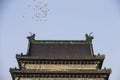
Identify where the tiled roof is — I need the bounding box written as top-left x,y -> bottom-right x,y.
27,40 -> 94,58
10,68 -> 111,74
16,54 -> 105,60
26,34 -> 94,58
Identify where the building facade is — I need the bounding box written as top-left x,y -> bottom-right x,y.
10,34 -> 111,80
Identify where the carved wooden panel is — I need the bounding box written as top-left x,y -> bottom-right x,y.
25,64 -> 97,70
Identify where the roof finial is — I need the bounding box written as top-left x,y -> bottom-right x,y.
85,32 -> 94,42
27,32 -> 35,41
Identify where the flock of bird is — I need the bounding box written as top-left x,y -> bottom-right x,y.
23,0 -> 49,21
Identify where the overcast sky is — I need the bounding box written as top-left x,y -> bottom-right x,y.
0,0 -> 120,80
